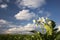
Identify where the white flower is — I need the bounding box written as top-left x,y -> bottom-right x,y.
33,17 -> 47,27
33,20 -> 36,23
48,21 -> 51,25
46,17 -> 48,20
38,17 -> 46,23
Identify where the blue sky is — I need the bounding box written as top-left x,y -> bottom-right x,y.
0,0 -> 60,34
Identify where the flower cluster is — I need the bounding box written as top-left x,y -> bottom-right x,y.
33,17 -> 54,35
33,17 -> 52,27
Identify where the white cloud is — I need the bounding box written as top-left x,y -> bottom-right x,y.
0,19 -> 7,24
14,10 -> 35,20
0,4 -> 8,8
16,0 -> 46,8
0,19 -> 9,33
0,19 -> 13,27
5,23 -> 35,34
22,23 -> 34,31
0,19 -> 35,34
0,19 -> 17,34
0,19 -> 19,31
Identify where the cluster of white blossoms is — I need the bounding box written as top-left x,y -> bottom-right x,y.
33,17 -> 53,35
33,17 -> 52,27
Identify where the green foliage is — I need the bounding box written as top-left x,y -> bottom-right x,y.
0,34 -> 43,40
0,31 -> 60,40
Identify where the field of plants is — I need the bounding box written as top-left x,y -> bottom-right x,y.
0,31 -> 60,40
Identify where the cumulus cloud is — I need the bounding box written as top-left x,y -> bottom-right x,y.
0,4 -> 8,8
16,0 -> 46,8
0,19 -> 35,34
5,23 -> 35,34
0,19 -> 11,27
0,0 -> 10,8
0,19 -> 9,33
0,19 -> 17,34
14,9 -> 35,20
0,19 -> 7,24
